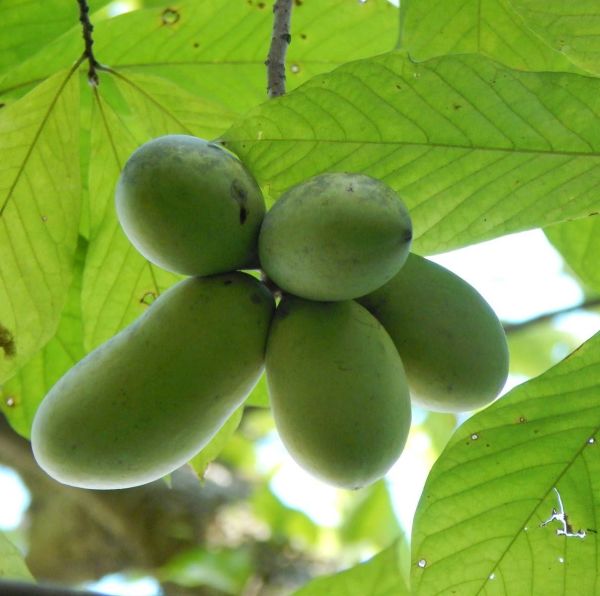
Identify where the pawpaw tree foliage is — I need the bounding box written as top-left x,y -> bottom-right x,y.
0,0 -> 599,594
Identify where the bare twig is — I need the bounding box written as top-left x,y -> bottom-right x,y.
266,0 -> 293,98
76,0 -> 101,85
503,296 -> 600,334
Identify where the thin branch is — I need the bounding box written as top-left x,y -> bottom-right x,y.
503,296 -> 600,334
266,0 -> 293,98
77,0 -> 101,85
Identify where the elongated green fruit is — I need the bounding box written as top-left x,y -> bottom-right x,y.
266,297 -> 411,489
259,173 -> 412,301
31,273 -> 275,489
358,254 -> 509,412
116,135 -> 266,275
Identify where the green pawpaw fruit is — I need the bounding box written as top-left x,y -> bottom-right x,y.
116,135 -> 265,275
266,296 -> 411,489
259,173 -> 412,301
31,273 -> 275,489
358,254 -> 509,413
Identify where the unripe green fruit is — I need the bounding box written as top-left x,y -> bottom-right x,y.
31,273 -> 275,489
266,296 -> 411,489
358,254 -> 509,413
116,135 -> 266,276
259,173 -> 413,301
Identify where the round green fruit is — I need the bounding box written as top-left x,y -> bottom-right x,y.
115,135 -> 266,275
31,273 -> 275,489
266,296 -> 411,489
259,173 -> 412,301
358,254 -> 509,413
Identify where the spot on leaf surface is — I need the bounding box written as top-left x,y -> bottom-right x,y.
0,323 -> 16,358
161,8 -> 180,25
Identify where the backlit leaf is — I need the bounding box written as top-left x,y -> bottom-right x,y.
0,67 -> 80,383
0,237 -> 86,438
411,332 -> 600,595
295,541 -> 409,595
401,0 -> 588,73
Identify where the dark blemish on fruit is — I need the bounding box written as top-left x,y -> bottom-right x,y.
589,211 -> 599,217
300,33 -> 307,40
0,103 -> 5,109
294,0 -> 303,5
453,103 -> 462,110
224,279 -> 233,286
0,323 -> 16,358
161,8 -> 180,25
403,229 -> 413,242
193,42 -> 199,48
231,180 -> 249,224
257,1 -> 265,7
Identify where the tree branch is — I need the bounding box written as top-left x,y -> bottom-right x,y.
503,296 -> 600,334
266,0 -> 293,98
76,0 -> 100,85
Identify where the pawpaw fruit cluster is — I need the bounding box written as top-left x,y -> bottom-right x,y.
31,134 -> 508,492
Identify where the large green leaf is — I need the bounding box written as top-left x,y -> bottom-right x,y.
545,217 -> 600,294
0,1 -> 111,76
0,532 -> 33,581
0,0 -> 398,111
401,0 -> 594,73
295,541 -> 409,595
0,67 -> 80,383
224,51 -> 600,255
510,0 -> 600,74
411,332 -> 600,595
0,237 -> 86,438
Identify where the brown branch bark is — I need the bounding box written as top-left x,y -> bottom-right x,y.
266,0 -> 293,98
76,0 -> 100,85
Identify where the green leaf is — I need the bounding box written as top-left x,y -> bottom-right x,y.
0,1 -> 111,76
545,217 -> 600,293
0,532 -> 33,581
0,67 -> 80,383
0,0 -> 398,110
340,481 -> 402,549
189,407 -> 244,478
509,0 -> 600,74
294,542 -> 409,595
411,332 -> 600,595
1,237 -> 87,438
401,0 -> 588,73
224,51 -> 600,255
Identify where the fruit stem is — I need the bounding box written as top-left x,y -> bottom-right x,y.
76,0 -> 102,86
265,0 -> 293,98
